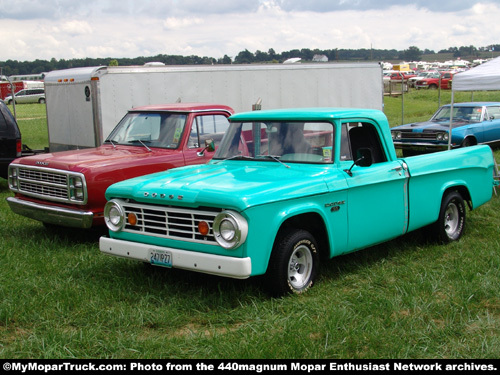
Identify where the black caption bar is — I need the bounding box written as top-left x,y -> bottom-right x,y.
1,359 -> 498,374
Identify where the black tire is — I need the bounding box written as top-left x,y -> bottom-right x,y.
265,229 -> 319,296
39,98 -> 45,104
431,191 -> 466,243
461,137 -> 475,147
428,84 -> 438,90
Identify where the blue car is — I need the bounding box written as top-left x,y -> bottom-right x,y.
391,102 -> 500,156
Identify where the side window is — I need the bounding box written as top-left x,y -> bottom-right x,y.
340,123 -> 353,161
486,106 -> 500,120
188,114 -> 230,149
346,122 -> 387,164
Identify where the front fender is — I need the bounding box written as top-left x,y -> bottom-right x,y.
242,193 -> 347,276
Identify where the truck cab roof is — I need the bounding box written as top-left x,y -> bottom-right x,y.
130,103 -> 234,114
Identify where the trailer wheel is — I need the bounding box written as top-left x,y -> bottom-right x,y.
265,229 -> 319,296
432,191 -> 466,243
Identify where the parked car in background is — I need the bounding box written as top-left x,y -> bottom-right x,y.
391,102 -> 500,156
415,71 -> 454,90
0,100 -> 22,179
4,88 -> 45,104
408,71 -> 439,88
388,71 -> 417,81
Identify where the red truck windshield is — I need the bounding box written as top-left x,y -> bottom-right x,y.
106,112 -> 188,149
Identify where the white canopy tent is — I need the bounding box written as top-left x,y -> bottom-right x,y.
452,56 -> 500,91
448,56 -> 500,149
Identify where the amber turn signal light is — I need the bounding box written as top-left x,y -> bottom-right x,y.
198,221 -> 210,236
128,212 -> 138,226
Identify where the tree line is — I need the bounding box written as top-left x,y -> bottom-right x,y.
1,44 -> 499,77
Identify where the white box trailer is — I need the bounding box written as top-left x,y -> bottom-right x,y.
44,63 -> 383,151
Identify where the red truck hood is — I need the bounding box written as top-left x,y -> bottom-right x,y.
14,145 -> 174,172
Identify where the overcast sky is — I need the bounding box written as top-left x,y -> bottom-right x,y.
0,0 -> 499,62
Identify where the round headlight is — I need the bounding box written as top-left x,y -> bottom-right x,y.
213,211 -> 248,249
436,133 -> 443,141
104,200 -> 125,232
392,131 -> 402,140
220,219 -> 236,241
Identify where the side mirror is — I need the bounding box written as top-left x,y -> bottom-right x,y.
344,148 -> 373,176
197,139 -> 215,156
355,148 -> 373,167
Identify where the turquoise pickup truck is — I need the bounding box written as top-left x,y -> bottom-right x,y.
99,108 -> 495,296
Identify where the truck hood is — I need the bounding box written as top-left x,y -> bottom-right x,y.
106,161 -> 338,211
393,119 -> 469,132
13,145 -> 173,171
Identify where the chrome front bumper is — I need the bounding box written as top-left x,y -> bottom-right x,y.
99,236 -> 252,279
392,141 -> 454,151
6,196 -> 94,228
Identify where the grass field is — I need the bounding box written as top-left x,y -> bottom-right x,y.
1,92 -> 499,359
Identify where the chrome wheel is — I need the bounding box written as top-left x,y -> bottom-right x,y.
266,229 -> 319,296
444,202 -> 460,238
288,244 -> 314,290
431,191 -> 465,243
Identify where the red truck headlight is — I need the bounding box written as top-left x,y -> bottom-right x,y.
8,165 -> 19,190
69,176 -> 85,202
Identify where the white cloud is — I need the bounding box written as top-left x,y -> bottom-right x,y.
163,17 -> 203,30
0,1 -> 499,61
60,20 -> 93,36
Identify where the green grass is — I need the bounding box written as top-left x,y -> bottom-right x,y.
1,93 -> 499,359
8,103 -> 49,150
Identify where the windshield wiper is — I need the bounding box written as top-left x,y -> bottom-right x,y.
257,155 -> 290,168
104,139 -> 117,148
213,154 -> 255,163
129,139 -> 152,152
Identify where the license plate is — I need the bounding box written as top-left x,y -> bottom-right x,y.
149,249 -> 172,268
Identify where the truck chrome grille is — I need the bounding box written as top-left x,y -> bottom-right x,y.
122,202 -> 221,244
19,180 -> 68,199
9,165 -> 87,205
399,131 -> 437,139
19,168 -> 68,185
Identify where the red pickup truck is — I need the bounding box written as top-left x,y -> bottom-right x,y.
415,71 -> 454,90
388,71 -> 417,80
7,103 -> 234,228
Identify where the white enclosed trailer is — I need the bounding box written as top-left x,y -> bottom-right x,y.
44,63 -> 383,151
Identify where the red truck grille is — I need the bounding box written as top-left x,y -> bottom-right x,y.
9,165 -> 87,204
122,202 -> 221,244
19,180 -> 68,199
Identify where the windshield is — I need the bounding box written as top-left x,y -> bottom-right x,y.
106,112 -> 187,148
432,106 -> 483,123
214,121 -> 334,164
